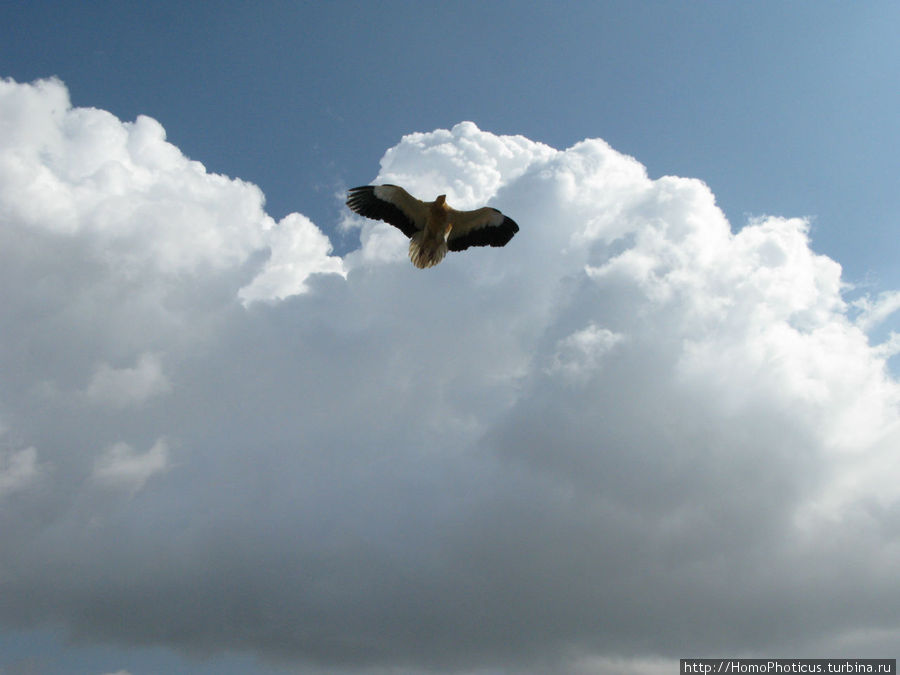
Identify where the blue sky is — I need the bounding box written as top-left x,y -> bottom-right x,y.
1,3 -> 899,674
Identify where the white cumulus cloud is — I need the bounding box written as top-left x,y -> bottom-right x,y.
0,446 -> 41,497
92,439 -> 169,494
239,212 -> 345,303
546,323 -> 624,384
2,77 -> 900,673
82,353 -> 171,408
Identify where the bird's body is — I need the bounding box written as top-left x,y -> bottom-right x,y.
346,185 -> 519,268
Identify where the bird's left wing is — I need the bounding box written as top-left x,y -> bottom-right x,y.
447,207 -> 519,251
346,184 -> 427,239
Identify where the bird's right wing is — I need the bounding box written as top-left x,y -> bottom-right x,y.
346,184 -> 428,238
447,207 -> 519,251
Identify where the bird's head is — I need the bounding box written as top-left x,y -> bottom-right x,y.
435,194 -> 447,206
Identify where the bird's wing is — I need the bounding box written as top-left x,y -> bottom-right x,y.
346,184 -> 427,238
447,207 -> 519,251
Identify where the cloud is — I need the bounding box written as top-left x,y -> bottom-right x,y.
855,290 -> 900,332
545,323 -> 625,384
0,447 -> 41,498
239,212 -> 345,304
91,439 -> 169,494
81,353 -> 171,408
2,77 -> 900,673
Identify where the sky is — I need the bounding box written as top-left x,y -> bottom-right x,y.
1,2 -> 899,674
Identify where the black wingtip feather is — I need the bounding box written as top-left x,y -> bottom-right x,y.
447,215 -> 519,252
345,185 -> 419,238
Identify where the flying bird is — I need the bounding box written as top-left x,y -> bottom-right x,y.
346,184 -> 519,268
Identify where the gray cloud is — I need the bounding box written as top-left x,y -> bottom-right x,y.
1,78 -> 899,673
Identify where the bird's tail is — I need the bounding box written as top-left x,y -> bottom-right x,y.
409,231 -> 448,269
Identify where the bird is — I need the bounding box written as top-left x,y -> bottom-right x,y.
346,184 -> 519,269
